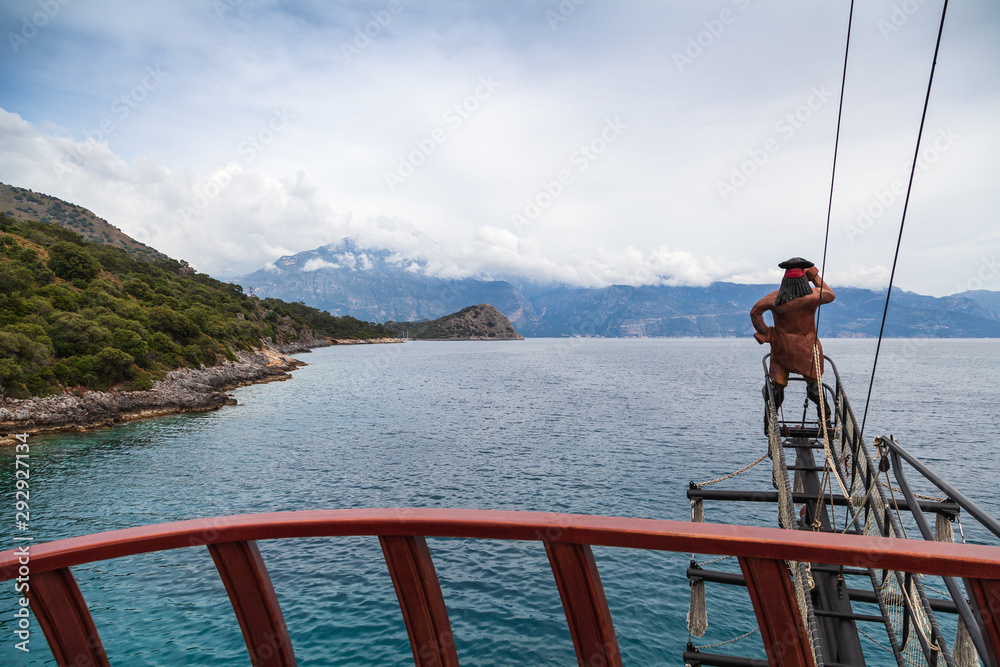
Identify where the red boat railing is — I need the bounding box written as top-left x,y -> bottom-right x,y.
2,509 -> 1000,667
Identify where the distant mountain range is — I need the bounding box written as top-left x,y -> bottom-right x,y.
6,182 -> 994,339
232,240 -> 1000,338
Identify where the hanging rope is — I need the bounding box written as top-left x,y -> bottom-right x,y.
859,0 -> 950,442
688,497 -> 708,637
813,347 -> 846,505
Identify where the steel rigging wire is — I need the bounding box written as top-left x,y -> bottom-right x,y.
809,0 -> 951,442
813,0 -> 855,341
858,0 -> 950,443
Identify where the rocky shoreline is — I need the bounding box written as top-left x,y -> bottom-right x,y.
0,338 -> 400,443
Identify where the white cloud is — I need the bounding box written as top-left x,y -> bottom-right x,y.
0,108 -> 354,277
1,2 -> 998,295
827,265 -> 892,291
302,258 -> 338,272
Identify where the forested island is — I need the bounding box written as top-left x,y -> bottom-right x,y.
0,207 -> 396,437
385,304 -> 523,340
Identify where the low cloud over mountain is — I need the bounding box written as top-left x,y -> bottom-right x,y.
233,239 -> 1000,338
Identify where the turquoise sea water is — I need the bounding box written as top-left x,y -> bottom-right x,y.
1,338 -> 998,665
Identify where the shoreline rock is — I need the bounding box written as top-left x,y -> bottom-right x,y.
0,348 -> 304,442
0,337 -> 406,443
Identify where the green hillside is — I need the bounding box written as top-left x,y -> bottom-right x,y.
385,304 -> 523,340
0,182 -> 166,260
0,213 -> 391,398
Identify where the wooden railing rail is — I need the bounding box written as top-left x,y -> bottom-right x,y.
3,509 -> 999,667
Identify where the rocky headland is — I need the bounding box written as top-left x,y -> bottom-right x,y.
385,304 -> 523,340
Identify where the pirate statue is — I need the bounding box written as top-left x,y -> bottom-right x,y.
750,257 -> 835,427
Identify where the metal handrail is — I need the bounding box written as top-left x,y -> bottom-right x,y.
761,353 -> 956,666
825,361 -> 954,667
883,434 -> 998,664
889,443 -> 988,662
881,434 -> 1000,541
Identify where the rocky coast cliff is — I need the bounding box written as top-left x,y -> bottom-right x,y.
0,348 -> 300,441
0,339 -> 404,443
0,336 -> 404,443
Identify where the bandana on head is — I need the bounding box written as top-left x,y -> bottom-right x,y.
775,258 -> 813,306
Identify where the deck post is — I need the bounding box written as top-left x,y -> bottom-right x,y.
27,567 -> 109,667
738,556 -> 815,667
379,535 -> 460,667
965,577 -> 1000,666
208,540 -> 297,667
544,541 -> 622,667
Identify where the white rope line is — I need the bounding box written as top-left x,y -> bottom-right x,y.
691,626 -> 760,650
899,576 -> 942,655
693,452 -> 769,488
858,627 -> 895,653
694,555 -> 734,568
918,580 -> 953,598
878,481 -> 948,503
814,345 -> 851,502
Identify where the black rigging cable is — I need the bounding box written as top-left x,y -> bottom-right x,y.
813,0 -> 855,339
859,0 -> 950,442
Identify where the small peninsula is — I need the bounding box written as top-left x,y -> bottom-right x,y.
385,304 -> 524,341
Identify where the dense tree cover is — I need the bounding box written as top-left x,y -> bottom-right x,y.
0,214 -> 391,398
383,305 -> 515,340
259,299 -> 392,340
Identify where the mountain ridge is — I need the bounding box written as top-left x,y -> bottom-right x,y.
233,240 -> 1000,339
0,181 -> 166,261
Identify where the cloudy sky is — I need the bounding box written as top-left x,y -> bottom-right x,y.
1,0 -> 997,295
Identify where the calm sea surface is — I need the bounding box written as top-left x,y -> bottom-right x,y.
1,338 -> 998,665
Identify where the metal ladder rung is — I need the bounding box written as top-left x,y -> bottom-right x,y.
812,609 -> 887,624
685,568 -> 958,613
